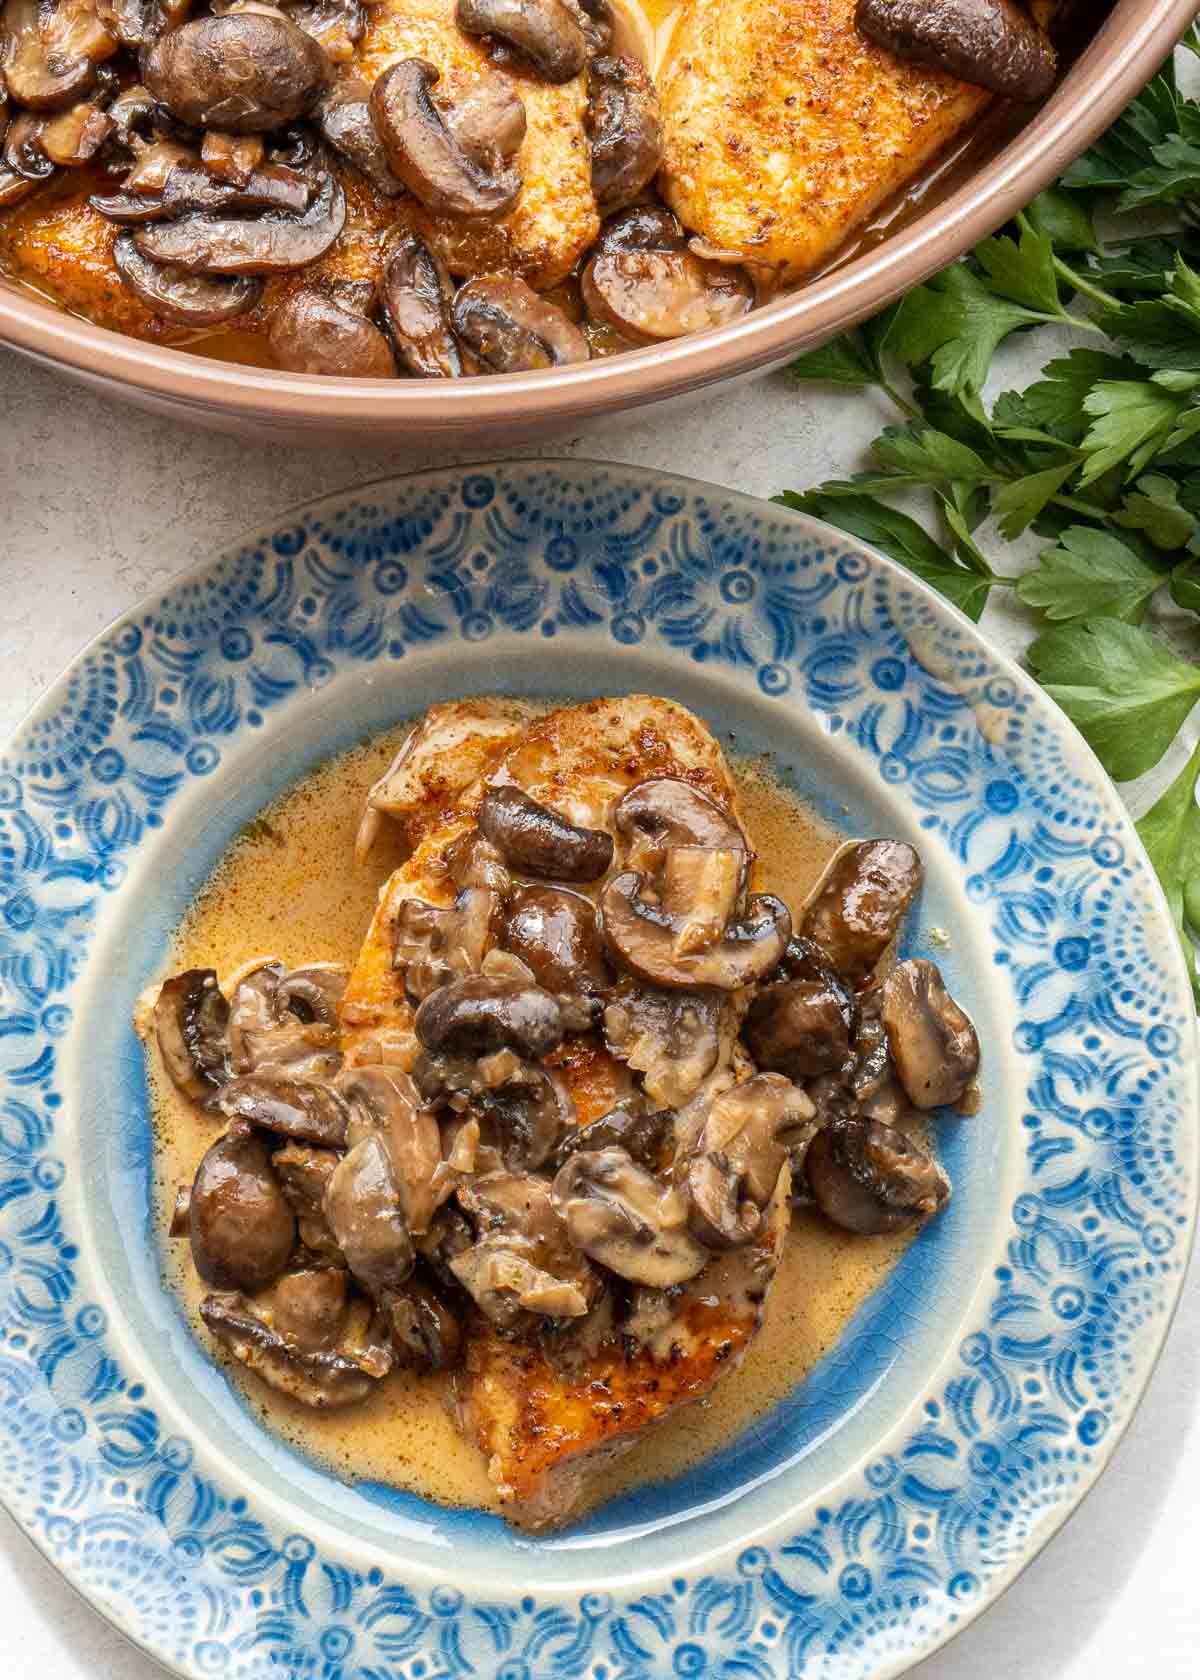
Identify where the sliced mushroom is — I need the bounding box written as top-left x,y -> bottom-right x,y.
189,1129 -> 296,1290
855,0 -> 1057,100
269,282 -> 397,377
337,1065 -> 442,1234
200,129 -> 263,185
684,1074 -> 813,1249
613,776 -> 746,869
316,79 -> 404,195
142,11 -> 330,133
113,231 -> 264,324
133,168 -> 345,273
847,983 -> 913,1129
442,69 -> 526,167
379,230 -> 463,378
502,885 -> 611,996
455,0 -> 586,83
40,94 -> 111,164
220,960 -> 344,1080
154,968 -> 230,1100
600,870 -> 789,990
160,158 -> 312,215
479,784 -> 613,880
272,1140 -> 341,1254
445,826 -> 510,893
385,1272 -> 462,1370
452,274 -> 590,371
280,0 -> 364,62
586,55 -> 660,211
582,204 -> 752,343
97,0 -> 189,50
392,886 -> 498,1001
2,0 -> 116,112
415,974 -> 564,1060
880,959 -> 979,1110
274,963 -> 347,1024
369,59 -> 521,218
200,1279 -> 391,1407
658,845 -> 749,955
806,1115 -> 950,1235
603,978 -> 731,1108
553,1147 -> 707,1286
801,840 -> 924,985
743,937 -> 857,1081
550,1099 -> 673,1172
226,960 -> 285,1070
324,1131 -> 414,1295
452,1169 -> 596,1325
216,1071 -> 350,1146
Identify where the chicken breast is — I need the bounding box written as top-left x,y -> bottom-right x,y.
657,0 -> 991,281
339,695 -> 793,1527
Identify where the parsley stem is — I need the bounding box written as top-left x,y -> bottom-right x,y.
878,373 -> 919,421
1050,492 -> 1111,519
1050,256 -> 1122,312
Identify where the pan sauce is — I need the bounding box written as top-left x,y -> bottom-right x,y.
149,709 -> 917,1517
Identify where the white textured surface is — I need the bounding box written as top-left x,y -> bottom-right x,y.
0,341 -> 1196,1680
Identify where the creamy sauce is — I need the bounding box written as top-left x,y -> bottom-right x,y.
150,712 -> 914,1519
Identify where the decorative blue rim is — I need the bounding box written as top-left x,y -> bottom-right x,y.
0,461 -> 1195,1680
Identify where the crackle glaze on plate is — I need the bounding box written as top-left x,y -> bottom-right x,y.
0,461 -> 1195,1680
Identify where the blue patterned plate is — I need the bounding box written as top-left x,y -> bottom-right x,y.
0,462 -> 1195,1680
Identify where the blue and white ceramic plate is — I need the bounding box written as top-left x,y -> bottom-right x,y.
0,462 -> 1195,1680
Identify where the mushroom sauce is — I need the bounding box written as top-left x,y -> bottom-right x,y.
146,701 -> 977,1523
0,1 -> 1079,378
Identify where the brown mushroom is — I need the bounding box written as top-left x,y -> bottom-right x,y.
452,275 -> 590,372
415,973 -> 564,1060
1,106 -> 54,187
453,1169 -> 597,1324
385,1272 -> 462,1370
154,968 -> 230,1100
280,0 -> 364,62
337,1065 -> 443,1235
855,0 -> 1057,100
142,10 -> 330,133
586,55 -> 661,211
324,1132 -> 415,1295
133,168 -> 345,272
199,130 -> 265,186
113,231 -> 264,324
272,1140 -> 341,1254
479,784 -> 613,880
379,230 -> 463,378
684,1073 -> 813,1249
200,1278 -> 392,1407
806,1115 -> 950,1235
160,158 -> 312,215
442,69 -> 526,167
315,79 -> 404,195
269,283 -> 398,377
369,60 -> 521,218
97,0 -> 189,51
582,204 -> 752,342
455,0 -> 586,84
743,937 -> 857,1081
600,870 -> 790,990
613,776 -> 746,868
550,1099 -> 673,1172
392,887 -> 498,1001
880,959 -> 979,1109
216,1071 -> 350,1146
603,979 -> 732,1107
552,1147 -> 708,1286
801,840 -> 924,985
502,885 -> 612,996
189,1129 -> 296,1291
40,94 -> 111,164
2,0 -> 116,112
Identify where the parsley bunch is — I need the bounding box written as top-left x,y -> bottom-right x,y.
777,28 -> 1200,997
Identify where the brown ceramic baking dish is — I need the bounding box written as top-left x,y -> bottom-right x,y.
0,0 -> 1194,442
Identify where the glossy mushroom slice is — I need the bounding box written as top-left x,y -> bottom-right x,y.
586,54 -> 661,212
800,839 -> 924,985
855,0 -> 1057,100
39,90 -> 112,164
806,1114 -> 950,1235
187,1129 -> 296,1291
880,959 -> 979,1109
142,9 -> 331,133
455,0 -> 587,84
479,784 -> 613,880
452,275 -> 590,372
113,231 -> 264,325
392,887 -> 499,1002
415,973 -> 564,1061
1,108 -> 57,206
216,1071 -> 350,1146
550,1099 -> 673,1172
385,1271 -> 463,1371
502,885 -> 612,996
742,936 -> 856,1081
452,1169 -> 598,1326
603,978 -> 734,1108
272,1140 -> 341,1254
582,204 -> 752,343
379,230 -> 463,378
2,0 -> 117,112
133,169 -> 346,273
337,1064 -> 443,1234
154,967 -> 230,1100
324,1131 -> 415,1295
684,1073 -> 815,1249
269,283 -> 398,377
613,775 -> 747,870
200,1272 -> 393,1407
600,869 -> 790,990
315,78 -> 404,195
280,0 -> 364,62
553,1147 -> 708,1286
370,59 -> 522,218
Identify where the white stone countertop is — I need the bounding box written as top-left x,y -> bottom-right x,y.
0,338 -> 1196,1680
